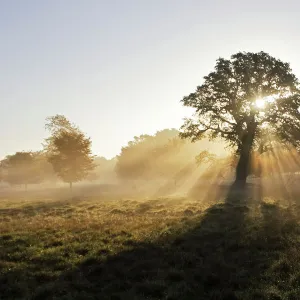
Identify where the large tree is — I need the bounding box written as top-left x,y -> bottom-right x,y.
44,115 -> 95,189
180,51 -> 300,185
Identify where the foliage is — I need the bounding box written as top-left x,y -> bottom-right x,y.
115,129 -> 179,179
180,51 -> 300,182
33,151 -> 58,183
44,115 -> 95,186
86,156 -> 117,182
115,129 -> 207,181
195,150 -> 217,166
0,151 -> 47,187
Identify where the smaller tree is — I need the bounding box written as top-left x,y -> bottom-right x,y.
44,115 -> 95,189
1,151 -> 44,189
195,150 -> 217,166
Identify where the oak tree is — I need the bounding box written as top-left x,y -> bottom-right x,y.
180,51 -> 300,185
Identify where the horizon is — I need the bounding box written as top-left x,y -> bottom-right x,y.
1,0 -> 300,159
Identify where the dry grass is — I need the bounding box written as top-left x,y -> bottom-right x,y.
1,184 -> 300,299
0,195 -> 206,234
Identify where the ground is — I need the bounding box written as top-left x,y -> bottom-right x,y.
1,183 -> 300,299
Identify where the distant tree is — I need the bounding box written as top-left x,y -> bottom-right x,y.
195,150 -> 217,166
115,135 -> 151,181
0,160 -> 5,184
115,128 -> 218,189
86,156 -> 117,182
1,151 -> 44,189
180,51 -> 300,185
32,151 -> 57,183
115,129 -> 184,182
44,115 -> 95,190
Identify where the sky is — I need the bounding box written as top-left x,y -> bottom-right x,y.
1,0 -> 300,159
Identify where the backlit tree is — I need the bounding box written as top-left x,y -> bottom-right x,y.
44,115 -> 95,190
180,51 -> 300,185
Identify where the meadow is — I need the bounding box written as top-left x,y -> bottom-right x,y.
1,181 -> 300,299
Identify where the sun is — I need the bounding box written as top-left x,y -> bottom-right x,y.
255,98 -> 266,109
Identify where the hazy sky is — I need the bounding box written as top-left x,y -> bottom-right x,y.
1,0 -> 300,159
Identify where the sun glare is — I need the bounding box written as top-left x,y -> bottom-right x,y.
255,98 -> 266,109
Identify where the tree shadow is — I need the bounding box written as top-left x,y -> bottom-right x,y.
2,183 -> 300,299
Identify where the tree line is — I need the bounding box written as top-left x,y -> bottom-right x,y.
2,51 -> 300,189
0,120 -> 225,190
0,115 -> 95,190
1,117 -> 298,192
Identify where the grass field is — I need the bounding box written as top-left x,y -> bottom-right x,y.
1,183 -> 300,299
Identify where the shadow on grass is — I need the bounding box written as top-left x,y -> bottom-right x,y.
2,183 -> 300,300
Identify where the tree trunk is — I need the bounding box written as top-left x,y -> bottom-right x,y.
235,119 -> 256,186
235,146 -> 251,186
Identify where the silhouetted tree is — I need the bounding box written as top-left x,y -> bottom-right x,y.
44,115 -> 95,190
180,51 -> 300,185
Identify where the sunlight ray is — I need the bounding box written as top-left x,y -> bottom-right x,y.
269,143 -> 292,204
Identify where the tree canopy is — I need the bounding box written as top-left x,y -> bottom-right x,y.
0,151 -> 46,188
180,51 -> 300,184
115,129 -> 183,181
44,115 -> 95,189
115,129 -> 218,187
86,156 -> 117,182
